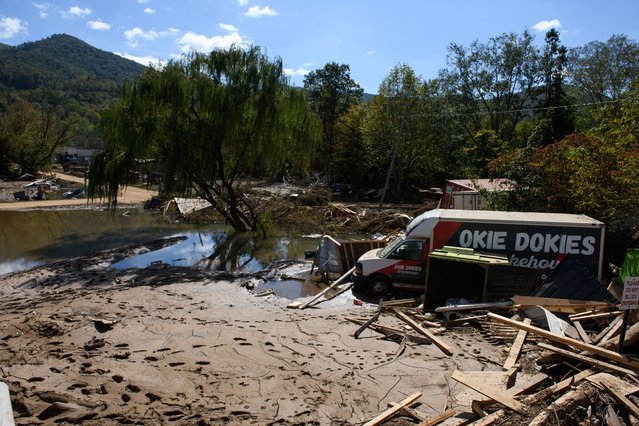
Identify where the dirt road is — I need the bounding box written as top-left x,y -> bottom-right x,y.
0,172 -> 157,211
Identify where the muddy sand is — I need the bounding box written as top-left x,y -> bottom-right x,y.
0,239 -> 508,425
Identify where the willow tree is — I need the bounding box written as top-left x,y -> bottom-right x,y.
89,46 -> 319,232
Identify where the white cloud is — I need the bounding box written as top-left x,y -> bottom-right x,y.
176,31 -> 246,53
219,23 -> 238,32
0,16 -> 27,39
366,50 -> 376,55
124,26 -> 159,46
245,5 -> 278,17
532,19 -> 561,32
87,20 -> 111,31
33,3 -> 51,18
144,8 -> 156,14
238,0 -> 248,5
115,51 -> 163,67
63,6 -> 92,18
284,66 -> 310,77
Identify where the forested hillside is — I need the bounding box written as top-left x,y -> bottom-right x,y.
0,34 -> 145,153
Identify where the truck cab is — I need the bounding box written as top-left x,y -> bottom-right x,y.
354,236 -> 427,295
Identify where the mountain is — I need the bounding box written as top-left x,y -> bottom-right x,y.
0,34 -> 145,92
0,34 -> 147,149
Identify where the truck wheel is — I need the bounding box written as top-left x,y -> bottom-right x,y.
369,277 -> 390,296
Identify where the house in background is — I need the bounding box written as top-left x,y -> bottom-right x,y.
440,178 -> 513,210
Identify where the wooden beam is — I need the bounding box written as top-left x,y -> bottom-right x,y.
598,377 -> 639,419
416,408 -> 455,426
572,320 -> 592,344
354,305 -> 382,339
569,311 -> 622,322
466,409 -> 505,425
537,342 -> 638,377
503,318 -> 531,370
595,316 -> 623,344
395,311 -> 453,355
522,369 -> 594,404
487,312 -> 639,370
511,295 -> 614,314
434,301 -> 512,313
363,392 -> 422,426
345,317 -> 432,345
388,402 -> 425,422
451,370 -> 527,414
299,266 -> 355,309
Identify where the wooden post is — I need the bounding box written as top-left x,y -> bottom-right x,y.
299,266 -> 356,310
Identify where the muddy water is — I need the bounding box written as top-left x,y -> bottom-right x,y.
0,208 -> 328,298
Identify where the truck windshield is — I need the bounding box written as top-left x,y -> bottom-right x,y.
378,237 -> 404,258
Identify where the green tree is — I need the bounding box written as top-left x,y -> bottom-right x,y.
568,34 -> 639,103
303,62 -> 363,177
0,94 -> 77,175
440,31 -> 541,144
362,64 -> 433,201
533,29 -> 574,146
89,46 -> 319,233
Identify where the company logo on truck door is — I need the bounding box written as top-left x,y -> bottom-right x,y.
434,222 -> 602,277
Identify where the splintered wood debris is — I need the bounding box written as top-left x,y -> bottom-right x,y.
350,295 -> 639,425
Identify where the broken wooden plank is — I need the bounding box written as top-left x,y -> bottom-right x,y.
502,318 -> 531,370
594,315 -> 623,344
487,312 -> 639,370
416,408 -> 455,426
537,342 -> 638,377
396,311 -> 453,355
511,295 -> 614,314
601,380 -> 639,421
253,288 -> 275,297
299,266 -> 355,309
451,370 -> 526,415
465,409 -> 505,425
381,298 -> 420,308
474,372 -> 548,407
569,310 -> 622,322
363,392 -> 422,426
286,301 -> 303,309
354,304 -> 382,339
586,373 -> 639,396
388,402 -> 425,422
345,317 -> 432,345
527,382 -> 598,426
572,320 -> 592,344
522,369 -> 594,405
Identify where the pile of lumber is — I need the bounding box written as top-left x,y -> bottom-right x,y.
353,295 -> 639,425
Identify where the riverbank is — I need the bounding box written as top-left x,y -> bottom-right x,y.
0,239 -> 501,425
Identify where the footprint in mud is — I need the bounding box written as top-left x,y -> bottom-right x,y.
195,361 -> 210,365
146,392 -> 161,403
238,342 -> 253,346
121,393 -> 131,403
126,384 -> 141,393
156,348 -> 171,352
112,375 -> 124,383
168,362 -> 185,367
144,356 -> 160,362
192,344 -> 205,348
233,337 -> 247,342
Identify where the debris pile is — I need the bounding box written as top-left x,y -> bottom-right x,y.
346,297 -> 639,425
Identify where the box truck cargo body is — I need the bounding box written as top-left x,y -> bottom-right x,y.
353,209 -> 605,296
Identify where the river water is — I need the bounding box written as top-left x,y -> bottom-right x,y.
0,209 -> 323,298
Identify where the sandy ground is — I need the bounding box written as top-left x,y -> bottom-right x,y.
0,173 -> 156,211
0,239 -> 507,425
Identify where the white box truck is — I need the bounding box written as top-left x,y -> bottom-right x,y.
353,209 -> 605,296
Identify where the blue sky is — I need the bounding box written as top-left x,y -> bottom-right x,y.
1,0 -> 638,93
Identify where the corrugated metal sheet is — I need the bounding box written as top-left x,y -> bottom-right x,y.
533,257 -> 617,302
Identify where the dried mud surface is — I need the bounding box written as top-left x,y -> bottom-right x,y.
1,240 -> 505,425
